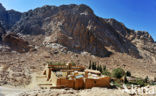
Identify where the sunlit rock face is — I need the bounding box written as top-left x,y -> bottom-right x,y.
0,3 -> 155,59
8,4 -> 142,58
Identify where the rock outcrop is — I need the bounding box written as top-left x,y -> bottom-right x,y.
0,23 -> 5,42
105,19 -> 154,43
3,33 -> 31,52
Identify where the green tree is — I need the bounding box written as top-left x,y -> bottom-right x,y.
94,62 -> 97,70
124,76 -> 128,84
92,62 -> 97,70
97,64 -> 100,71
111,68 -> 125,79
126,71 -> 131,77
99,65 -> 102,73
144,76 -> 149,83
91,62 -> 94,70
103,65 -> 106,71
89,61 -> 92,69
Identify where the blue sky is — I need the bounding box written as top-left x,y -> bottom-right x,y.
0,0 -> 156,41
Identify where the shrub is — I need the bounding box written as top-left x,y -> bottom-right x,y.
102,70 -> 111,76
111,68 -> 125,79
71,61 -> 76,66
144,76 -> 149,83
136,79 -> 145,87
149,81 -> 156,85
113,81 -> 122,88
130,78 -> 147,87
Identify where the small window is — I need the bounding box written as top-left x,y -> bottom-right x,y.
94,80 -> 96,84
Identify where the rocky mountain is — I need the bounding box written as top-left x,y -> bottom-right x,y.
105,18 -> 156,60
9,4 -> 146,58
0,3 -> 155,86
0,3 -> 155,59
105,19 -> 154,42
0,3 -> 22,30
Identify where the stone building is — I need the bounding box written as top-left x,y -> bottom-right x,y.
36,62 -> 110,89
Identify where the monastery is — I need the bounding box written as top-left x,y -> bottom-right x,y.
36,62 -> 111,89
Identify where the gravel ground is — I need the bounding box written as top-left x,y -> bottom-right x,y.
18,88 -> 130,96
0,86 -> 26,96
1,86 -> 156,96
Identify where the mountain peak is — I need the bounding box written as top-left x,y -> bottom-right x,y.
0,3 -> 22,30
0,3 -> 5,11
33,4 -> 94,16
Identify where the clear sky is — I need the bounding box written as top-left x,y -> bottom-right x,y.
0,0 -> 156,41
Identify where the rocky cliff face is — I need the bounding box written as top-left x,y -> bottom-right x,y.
105,19 -> 156,60
0,3 -> 22,30
105,19 -> 154,43
0,3 -> 155,59
10,4 -> 146,58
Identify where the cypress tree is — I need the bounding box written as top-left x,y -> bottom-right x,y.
103,65 -> 106,71
92,62 -> 96,70
94,62 -> 97,70
99,65 -> 102,73
92,62 -> 95,70
91,62 -> 94,70
89,61 -> 92,69
97,64 -> 100,71
124,76 -> 128,84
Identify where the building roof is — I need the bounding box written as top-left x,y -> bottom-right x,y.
85,69 -> 101,74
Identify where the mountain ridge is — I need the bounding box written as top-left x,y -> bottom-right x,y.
0,3 -> 155,58
0,3 -> 155,86
0,3 -> 22,30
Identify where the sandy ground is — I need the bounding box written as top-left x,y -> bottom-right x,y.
1,86 -> 156,96
0,86 -> 26,96
17,88 -> 130,96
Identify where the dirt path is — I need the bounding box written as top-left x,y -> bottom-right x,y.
0,86 -> 26,96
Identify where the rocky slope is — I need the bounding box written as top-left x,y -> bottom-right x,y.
3,33 -> 31,52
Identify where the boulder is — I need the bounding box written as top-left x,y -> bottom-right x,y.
3,33 -> 30,52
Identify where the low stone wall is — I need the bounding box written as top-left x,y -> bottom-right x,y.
94,77 -> 110,87
56,77 -> 110,89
